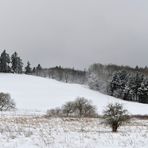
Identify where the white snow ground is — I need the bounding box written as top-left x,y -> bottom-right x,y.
0,73 -> 148,115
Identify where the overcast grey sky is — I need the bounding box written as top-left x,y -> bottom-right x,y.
0,0 -> 148,69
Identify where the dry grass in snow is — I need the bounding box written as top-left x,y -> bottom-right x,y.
0,114 -> 148,148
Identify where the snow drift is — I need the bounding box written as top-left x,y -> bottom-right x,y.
0,73 -> 148,115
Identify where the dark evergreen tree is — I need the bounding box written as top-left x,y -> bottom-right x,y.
17,58 -> 23,73
128,73 -> 144,101
32,67 -> 36,73
11,52 -> 23,73
36,64 -> 42,71
0,50 -> 11,73
25,61 -> 32,74
35,64 -> 42,75
109,72 -> 120,96
109,70 -> 129,98
137,79 -> 148,103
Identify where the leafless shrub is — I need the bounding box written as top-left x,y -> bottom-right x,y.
46,108 -> 63,117
46,97 -> 98,118
0,92 -> 15,111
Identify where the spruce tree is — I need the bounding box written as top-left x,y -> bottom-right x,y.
109,70 -> 128,98
35,64 -> 42,75
0,50 -> 11,73
11,52 -> 23,73
32,67 -> 36,73
128,73 -> 144,101
25,61 -> 32,74
138,79 -> 148,103
36,64 -> 42,71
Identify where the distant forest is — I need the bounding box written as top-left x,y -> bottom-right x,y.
1,50 -> 148,104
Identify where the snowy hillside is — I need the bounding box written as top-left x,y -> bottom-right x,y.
0,73 -> 148,115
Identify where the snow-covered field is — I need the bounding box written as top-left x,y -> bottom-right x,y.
0,115 -> 148,148
0,73 -> 148,115
0,74 -> 148,148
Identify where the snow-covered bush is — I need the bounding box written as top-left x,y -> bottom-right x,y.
0,92 -> 15,111
88,73 -> 107,93
46,97 -> 98,118
46,108 -> 63,117
103,103 -> 129,132
72,97 -> 97,117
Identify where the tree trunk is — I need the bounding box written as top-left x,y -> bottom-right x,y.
112,125 -> 118,132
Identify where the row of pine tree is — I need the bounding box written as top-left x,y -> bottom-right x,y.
0,50 -> 23,73
109,70 -> 148,103
0,50 -> 41,74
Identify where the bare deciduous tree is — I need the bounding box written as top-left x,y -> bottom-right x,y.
103,103 -> 129,132
62,101 -> 75,117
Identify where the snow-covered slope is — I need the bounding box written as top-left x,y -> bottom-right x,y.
0,73 -> 148,115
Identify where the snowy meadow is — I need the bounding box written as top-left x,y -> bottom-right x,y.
0,114 -> 148,148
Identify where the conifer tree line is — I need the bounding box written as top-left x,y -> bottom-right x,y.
88,64 -> 148,104
0,50 -> 86,83
0,50 -> 34,74
0,50 -> 85,82
0,50 -> 22,73
108,70 -> 148,103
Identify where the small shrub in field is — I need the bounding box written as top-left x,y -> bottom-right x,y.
73,97 -> 97,117
0,93 -> 15,111
103,103 -> 129,132
46,108 -> 63,117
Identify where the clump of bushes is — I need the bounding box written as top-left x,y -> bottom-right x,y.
46,97 -> 98,118
0,92 -> 15,111
46,108 -> 62,117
